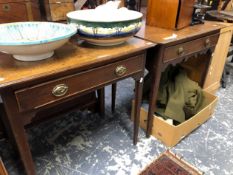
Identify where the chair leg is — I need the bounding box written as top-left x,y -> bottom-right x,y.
137,0 -> 142,11
230,55 -> 233,63
221,67 -> 227,88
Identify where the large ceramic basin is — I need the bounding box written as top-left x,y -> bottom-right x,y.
0,22 -> 77,61
67,7 -> 143,46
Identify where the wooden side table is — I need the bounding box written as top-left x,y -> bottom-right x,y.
0,38 -> 155,175
135,21 -> 227,137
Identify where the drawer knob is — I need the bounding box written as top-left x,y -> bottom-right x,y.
52,84 -> 68,97
205,38 -> 211,47
115,65 -> 127,77
2,4 -> 11,12
177,47 -> 184,56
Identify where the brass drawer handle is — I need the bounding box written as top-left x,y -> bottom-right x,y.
205,38 -> 211,47
177,47 -> 184,56
2,4 -> 11,12
52,84 -> 68,97
115,65 -> 127,77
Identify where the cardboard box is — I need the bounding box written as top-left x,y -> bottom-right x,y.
131,91 -> 218,147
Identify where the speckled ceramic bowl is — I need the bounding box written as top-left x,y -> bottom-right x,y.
0,22 -> 77,61
67,8 -> 143,46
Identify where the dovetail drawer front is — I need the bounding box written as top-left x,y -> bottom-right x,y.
15,55 -> 144,112
163,34 -> 219,63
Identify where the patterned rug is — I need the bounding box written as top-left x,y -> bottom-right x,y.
140,150 -> 202,175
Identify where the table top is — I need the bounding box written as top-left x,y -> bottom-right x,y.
0,38 -> 155,89
136,21 -> 229,45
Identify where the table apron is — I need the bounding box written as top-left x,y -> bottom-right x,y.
14,54 -> 145,112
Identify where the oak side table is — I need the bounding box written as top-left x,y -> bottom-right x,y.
135,21 -> 228,137
0,38 -> 155,175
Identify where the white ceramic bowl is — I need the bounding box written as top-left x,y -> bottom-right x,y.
0,22 -> 77,61
67,8 -> 143,46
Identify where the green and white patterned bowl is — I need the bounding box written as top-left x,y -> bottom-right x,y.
0,22 -> 77,61
67,8 -> 143,46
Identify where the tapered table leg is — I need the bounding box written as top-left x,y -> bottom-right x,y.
133,77 -> 143,145
97,88 -> 105,116
111,83 -> 117,113
1,93 -> 36,175
146,60 -> 162,138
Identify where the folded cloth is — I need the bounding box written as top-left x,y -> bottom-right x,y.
156,65 -> 203,123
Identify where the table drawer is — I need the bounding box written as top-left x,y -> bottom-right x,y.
163,33 -> 219,63
15,54 -> 144,112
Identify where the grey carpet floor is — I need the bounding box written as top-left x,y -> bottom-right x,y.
0,72 -> 233,175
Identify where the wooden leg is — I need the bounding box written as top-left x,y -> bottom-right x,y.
137,0 -> 142,11
127,0 -> 137,10
146,68 -> 162,138
0,105 -> 6,139
112,83 -> 117,113
1,93 -> 36,175
97,88 -> 105,116
221,68 -> 227,88
0,158 -> 8,175
133,78 -> 143,145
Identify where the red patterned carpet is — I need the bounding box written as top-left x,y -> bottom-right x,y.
140,150 -> 203,175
